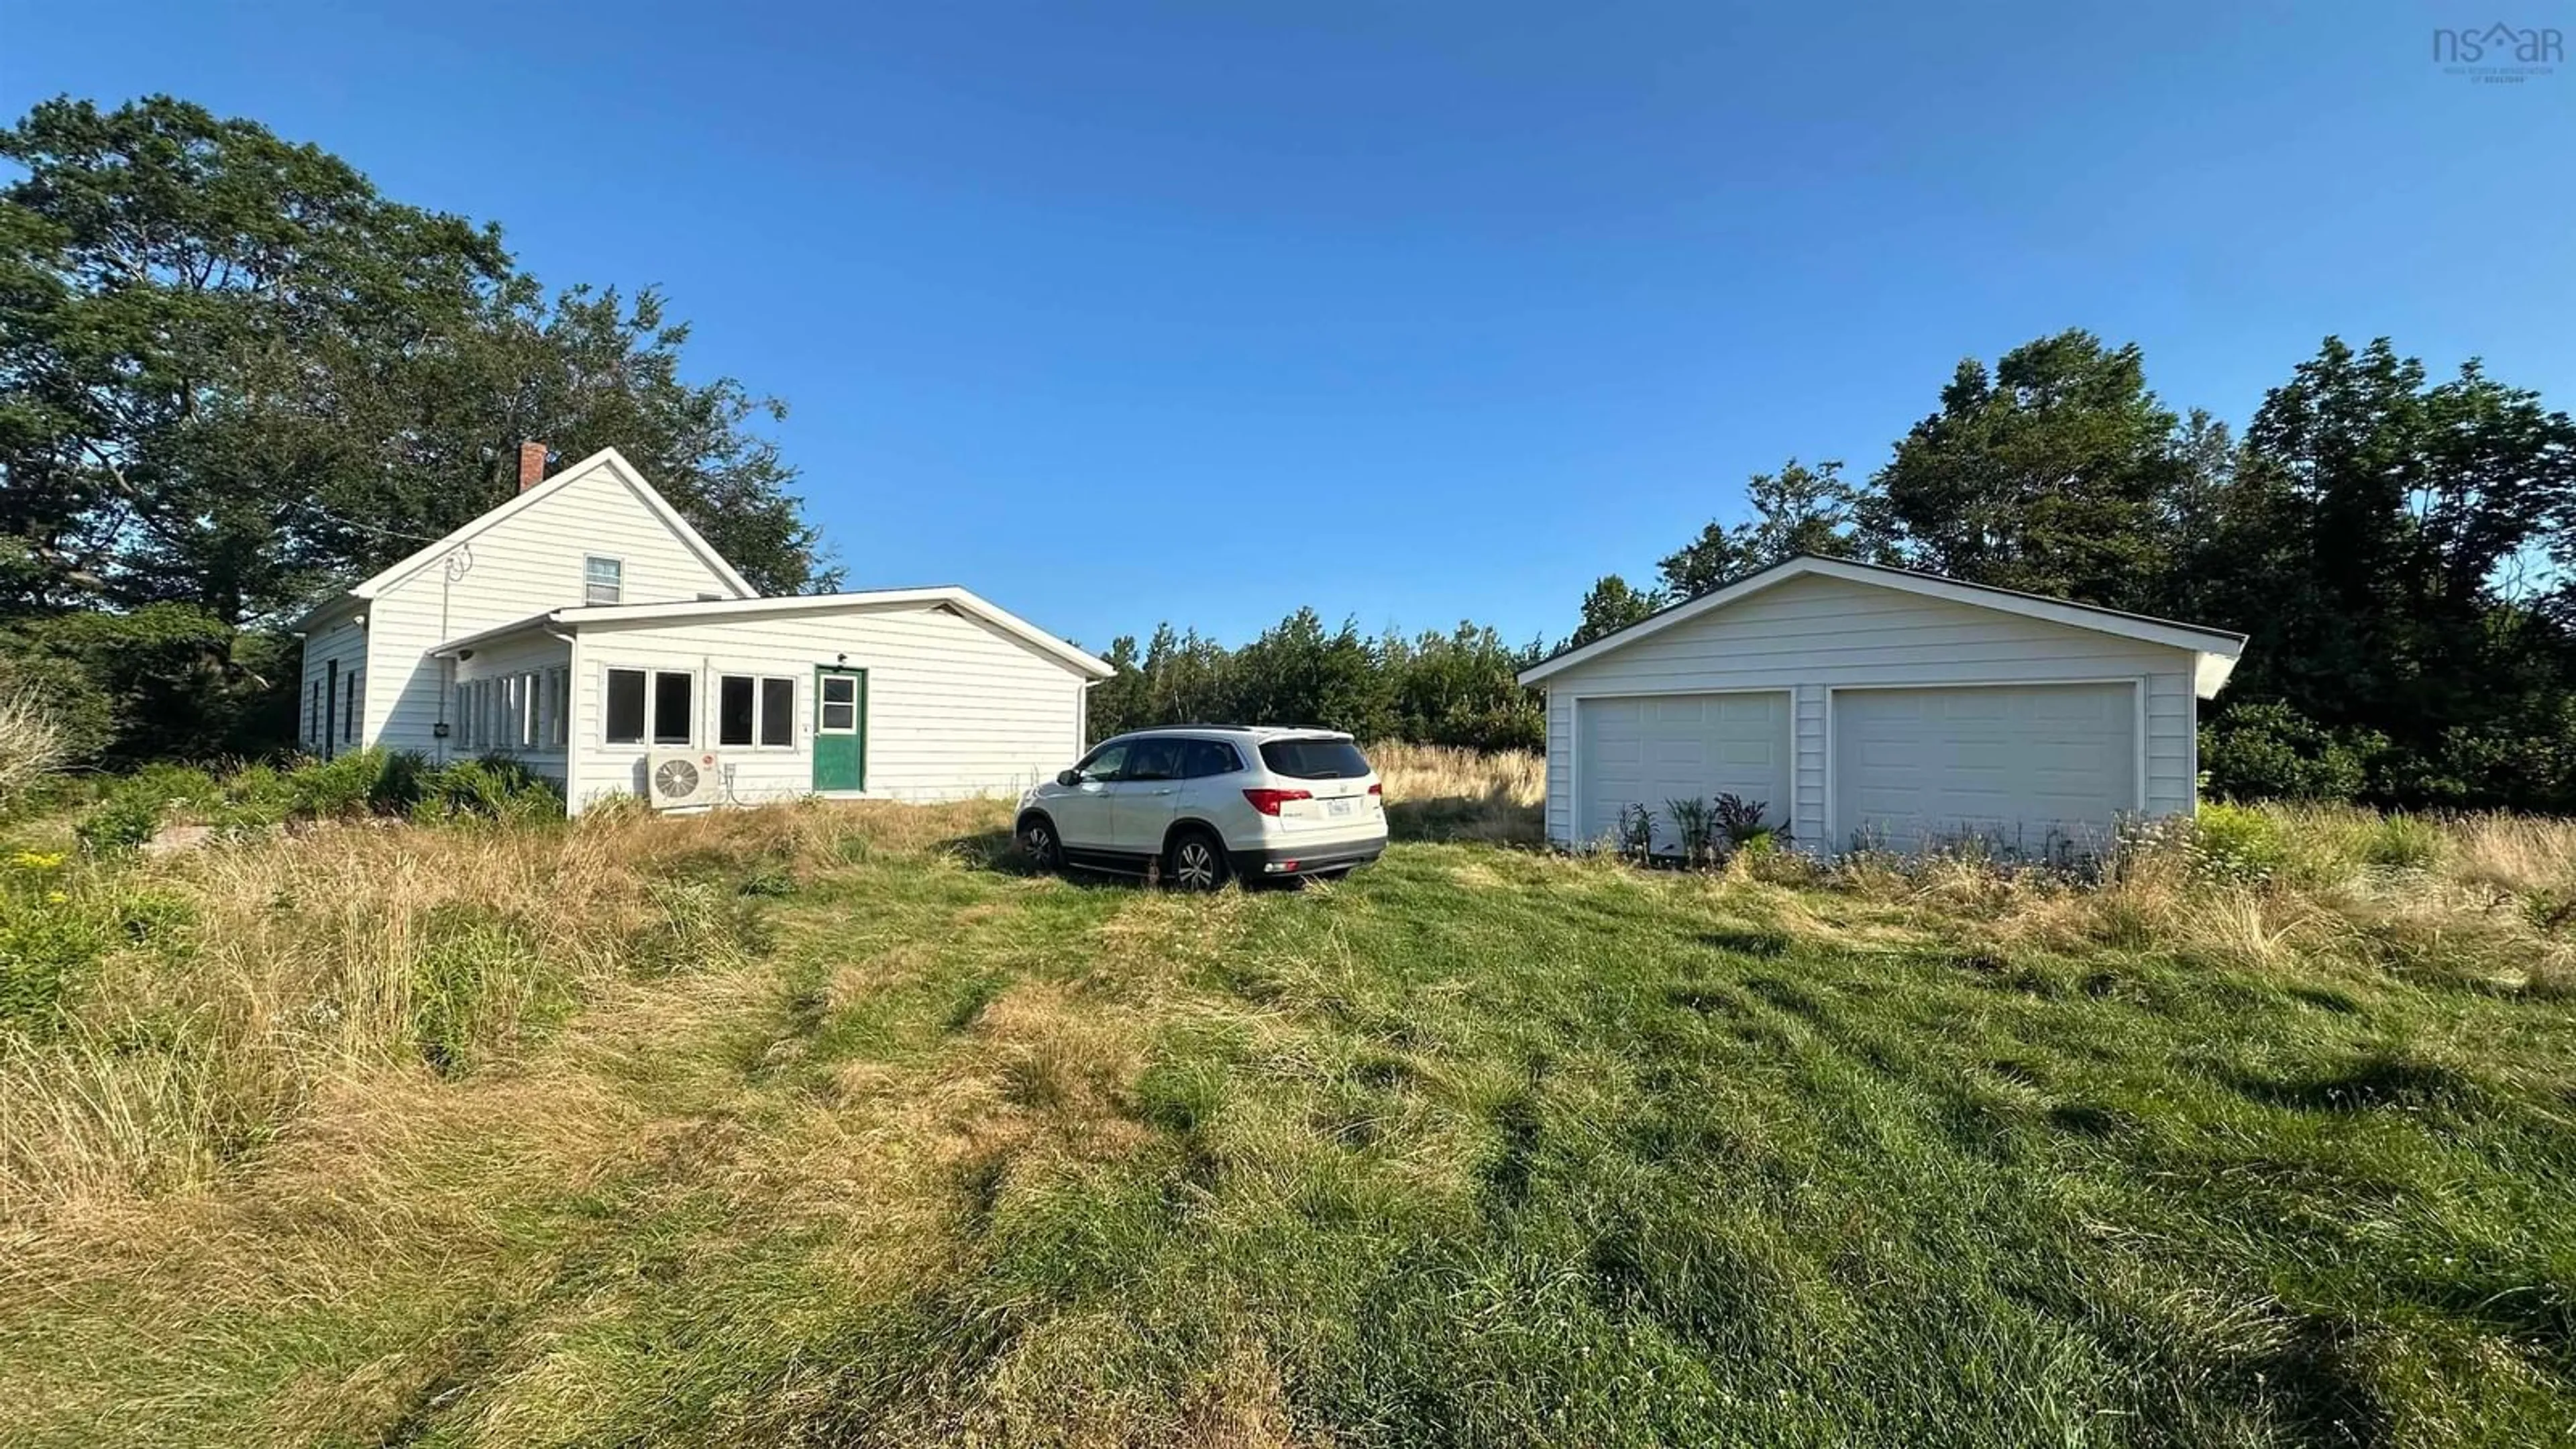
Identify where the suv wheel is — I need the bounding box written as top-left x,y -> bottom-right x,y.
1020,816 -> 1061,873
1167,828 -> 1229,892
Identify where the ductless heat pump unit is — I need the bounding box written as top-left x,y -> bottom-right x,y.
647,750 -> 721,809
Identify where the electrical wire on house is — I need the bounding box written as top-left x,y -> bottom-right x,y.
282,500 -> 452,548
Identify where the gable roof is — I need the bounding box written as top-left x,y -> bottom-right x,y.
1518,555 -> 2248,696
431,585 -> 1116,680
296,447 -> 753,627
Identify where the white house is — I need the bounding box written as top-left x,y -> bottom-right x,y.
1516,555 -> 2247,859
294,443 -> 1111,814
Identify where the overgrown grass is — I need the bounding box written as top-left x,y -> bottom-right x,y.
0,684 -> 68,810
1371,739 -> 1545,845
1,783 -> 2571,1446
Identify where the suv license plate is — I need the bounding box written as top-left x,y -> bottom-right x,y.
1326,797 -> 1354,818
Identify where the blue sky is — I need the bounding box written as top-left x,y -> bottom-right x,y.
4,2 -> 2570,650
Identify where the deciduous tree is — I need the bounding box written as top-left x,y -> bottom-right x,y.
1658,458 -> 1863,599
1858,329 -> 2187,612
1571,574 -> 1662,648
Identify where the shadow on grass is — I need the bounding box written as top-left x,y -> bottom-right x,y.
935,827 -> 1314,894
937,827 -> 1129,890
1385,790 -> 1542,846
1697,926 -> 1790,957
2256,1313 -> 2394,1449
942,826 -> 1035,875
2226,1050 -> 2488,1116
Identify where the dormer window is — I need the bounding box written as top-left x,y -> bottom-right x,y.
584,555 -> 623,606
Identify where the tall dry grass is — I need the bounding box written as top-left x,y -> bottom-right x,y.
1367,741 -> 1545,844
0,801 -> 956,1222
2,796 -> 1073,1445
0,686 -> 67,808
1814,803 -> 2576,999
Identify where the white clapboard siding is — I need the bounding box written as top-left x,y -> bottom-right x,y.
566,602 -> 1089,813
1538,572 -> 2203,849
297,601 -> 371,755
1792,684 -> 1828,846
364,455 -> 749,760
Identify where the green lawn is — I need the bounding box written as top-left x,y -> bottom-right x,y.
4,805 -> 2572,1446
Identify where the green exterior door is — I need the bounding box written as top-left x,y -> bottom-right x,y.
813,666 -> 866,792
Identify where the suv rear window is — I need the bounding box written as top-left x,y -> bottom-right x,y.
1258,737 -> 1373,780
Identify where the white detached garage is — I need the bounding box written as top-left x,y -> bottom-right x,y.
1518,557 -> 2246,859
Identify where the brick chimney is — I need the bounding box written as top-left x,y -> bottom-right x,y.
517,440 -> 550,492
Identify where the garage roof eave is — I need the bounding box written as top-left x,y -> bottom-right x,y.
1518,555 -> 2248,688
2194,651 -> 2241,700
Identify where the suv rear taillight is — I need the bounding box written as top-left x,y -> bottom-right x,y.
1243,788 -> 1312,816
1368,783 -> 1383,796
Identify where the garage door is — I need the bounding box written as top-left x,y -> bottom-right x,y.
1831,683 -> 2136,857
1576,692 -> 1790,852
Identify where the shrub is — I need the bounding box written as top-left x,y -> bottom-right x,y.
1666,796 -> 1718,866
2188,801 -> 2288,884
2365,813 -> 2445,871
4,602 -> 284,767
372,749 -> 433,812
1712,793 -> 1771,845
218,762 -> 291,820
416,756 -> 562,823
76,764 -> 222,852
0,853 -> 112,1032
73,751 -> 560,849
282,748 -> 400,820
1614,803 -> 1655,859
1650,794 -> 1776,869
0,900 -> 106,1032
2200,701 -> 2379,802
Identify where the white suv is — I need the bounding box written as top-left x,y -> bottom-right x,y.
1016,727 -> 1387,889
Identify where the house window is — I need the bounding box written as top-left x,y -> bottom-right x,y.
584,555 -> 623,606
652,671 -> 693,745
759,678 -> 793,747
605,669 -> 647,744
343,667 -> 362,745
718,676 -> 755,747
547,668 -> 569,747
820,674 -> 858,732
718,675 -> 797,748
533,667 -> 563,749
308,681 -> 322,745
604,667 -> 694,745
